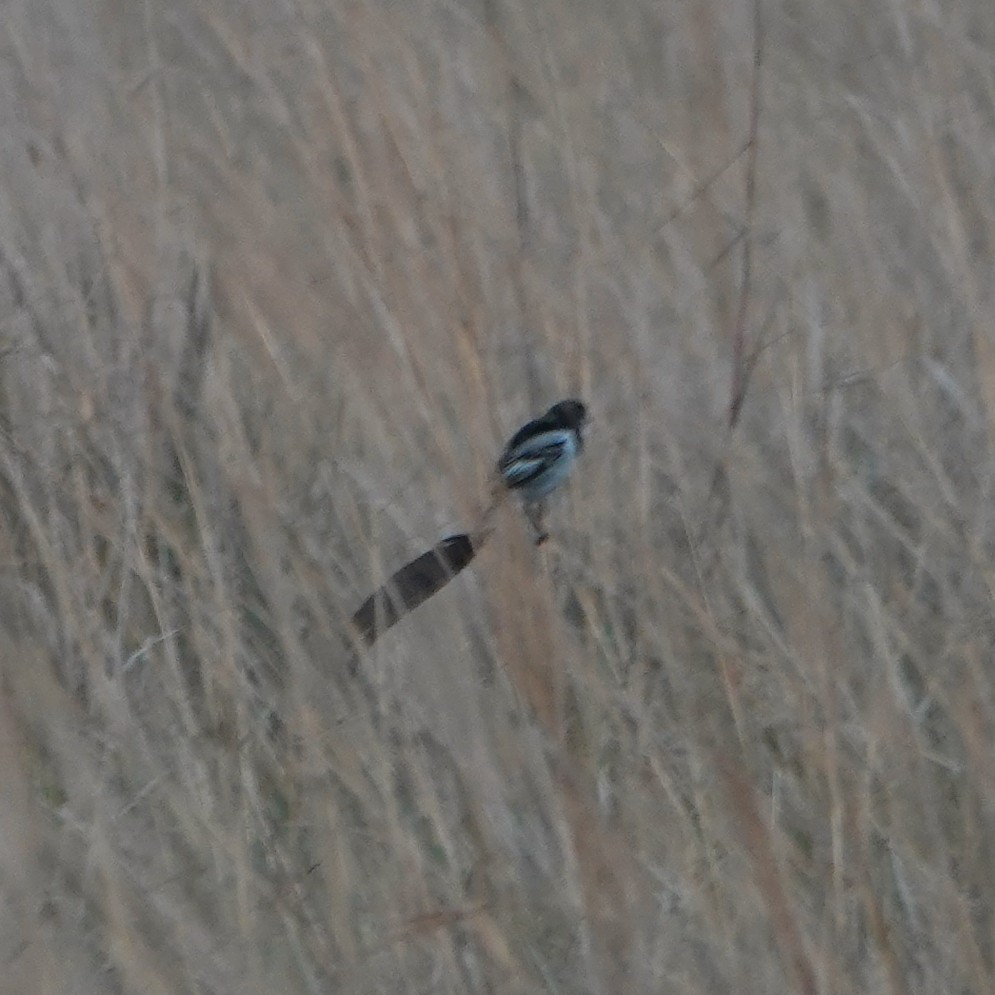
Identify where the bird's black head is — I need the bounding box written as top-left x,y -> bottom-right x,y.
547,399 -> 588,432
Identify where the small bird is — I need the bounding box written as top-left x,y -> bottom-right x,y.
496,399 -> 588,544
347,400 -> 588,650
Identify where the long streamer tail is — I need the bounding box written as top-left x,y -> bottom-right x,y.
349,484 -> 508,651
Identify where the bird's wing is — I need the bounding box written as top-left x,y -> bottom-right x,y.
498,429 -> 573,487
504,413 -> 554,452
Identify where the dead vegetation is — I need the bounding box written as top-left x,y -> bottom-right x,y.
1,0 -> 994,992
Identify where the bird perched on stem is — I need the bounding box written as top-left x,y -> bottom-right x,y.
348,399 -> 588,649
496,398 -> 588,544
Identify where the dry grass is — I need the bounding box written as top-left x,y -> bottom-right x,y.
1,0 -> 994,992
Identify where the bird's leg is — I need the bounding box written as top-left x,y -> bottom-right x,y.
526,502 -> 549,546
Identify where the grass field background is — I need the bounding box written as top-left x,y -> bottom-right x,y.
1,0 -> 994,992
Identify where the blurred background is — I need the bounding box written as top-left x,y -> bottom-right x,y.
1,0 -> 994,991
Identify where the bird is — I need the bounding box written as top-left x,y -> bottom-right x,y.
496,399 -> 588,544
347,400 -> 588,650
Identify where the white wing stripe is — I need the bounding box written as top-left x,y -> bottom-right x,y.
503,428 -> 575,461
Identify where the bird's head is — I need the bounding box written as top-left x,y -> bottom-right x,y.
547,399 -> 588,434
